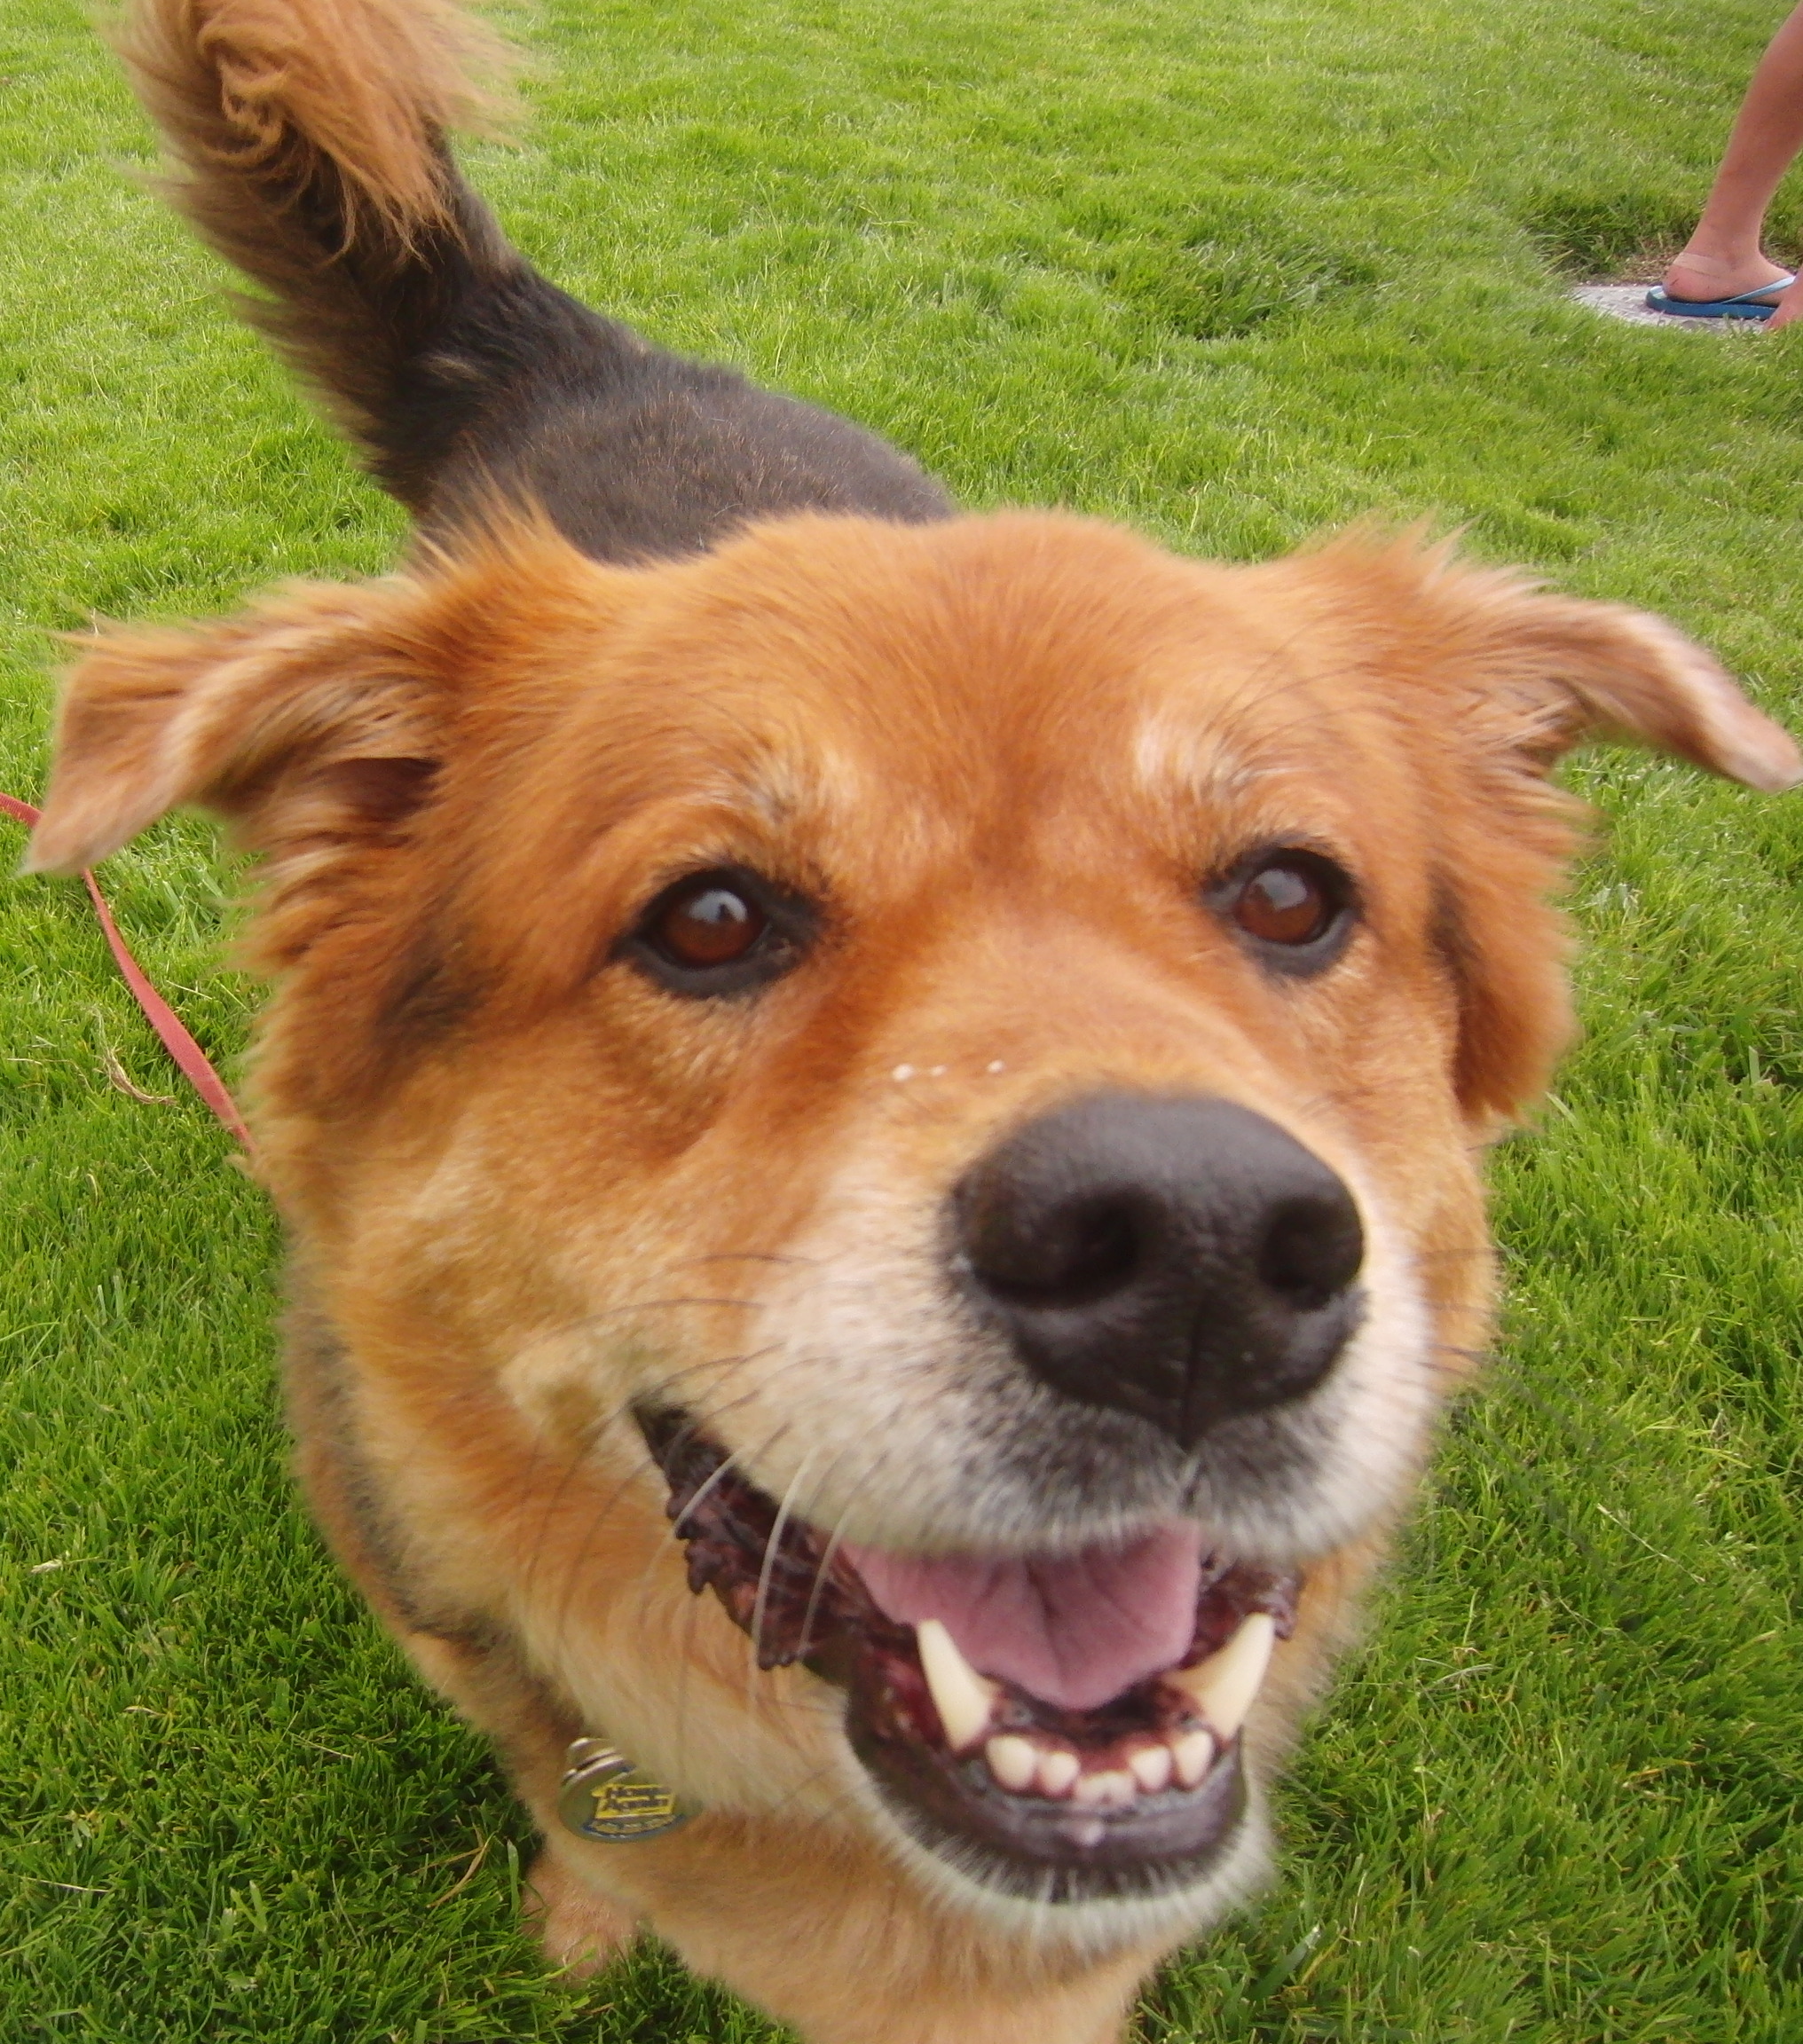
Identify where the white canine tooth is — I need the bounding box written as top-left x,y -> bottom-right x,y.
1167,1612 -> 1276,1742
985,1734 -> 1037,1793
1072,1767 -> 1137,1809
1036,1748 -> 1081,1798
915,1619 -> 1002,1752
1128,1742 -> 1173,1795
1171,1728 -> 1216,1788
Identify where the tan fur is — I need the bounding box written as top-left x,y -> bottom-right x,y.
31,2 -> 1802,2036
120,0 -> 507,240
108,0 -> 516,492
29,503 -> 1799,2042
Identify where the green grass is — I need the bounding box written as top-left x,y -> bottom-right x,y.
4,0 -> 1803,2036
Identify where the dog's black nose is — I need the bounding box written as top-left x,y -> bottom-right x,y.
954,1093 -> 1364,1447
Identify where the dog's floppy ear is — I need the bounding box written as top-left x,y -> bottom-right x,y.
1316,539 -> 1801,1125
24,578 -> 444,877
1300,531 -> 1803,795
1418,565 -> 1802,796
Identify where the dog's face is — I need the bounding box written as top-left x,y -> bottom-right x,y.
30,510 -> 1797,1943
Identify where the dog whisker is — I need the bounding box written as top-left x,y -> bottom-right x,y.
751,1448 -> 821,1690
536,1364 -> 791,1657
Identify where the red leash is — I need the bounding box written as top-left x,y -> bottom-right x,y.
2,790 -> 256,1155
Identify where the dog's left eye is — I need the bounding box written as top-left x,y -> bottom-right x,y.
1211,848 -> 1357,972
622,867 -> 812,996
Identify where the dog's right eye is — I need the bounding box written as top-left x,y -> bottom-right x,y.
653,879 -> 767,966
621,867 -> 812,996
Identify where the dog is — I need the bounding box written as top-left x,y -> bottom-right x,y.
25,3 -> 1801,2040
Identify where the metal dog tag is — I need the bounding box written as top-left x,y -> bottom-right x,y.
557,1736 -> 695,1844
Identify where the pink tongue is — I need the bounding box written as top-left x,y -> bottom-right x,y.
843,1523 -> 1206,1713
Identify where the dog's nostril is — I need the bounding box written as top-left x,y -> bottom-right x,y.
968,1197 -> 1139,1309
953,1093 -> 1366,1446
1045,1203 -> 1139,1302
1257,1193 -> 1364,1310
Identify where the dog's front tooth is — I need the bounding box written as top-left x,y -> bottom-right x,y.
984,1734 -> 1037,1793
1036,1746 -> 1081,1797
916,1619 -> 1002,1752
1127,1741 -> 1173,1794
1166,1612 -> 1276,1742
1171,1727 -> 1216,1788
1071,1767 -> 1137,1810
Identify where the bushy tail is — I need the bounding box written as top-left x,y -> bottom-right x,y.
118,0 -> 528,507
112,0 -> 956,550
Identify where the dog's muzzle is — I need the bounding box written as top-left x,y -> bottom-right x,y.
954,1091 -> 1366,1448
637,1408 -> 1299,1905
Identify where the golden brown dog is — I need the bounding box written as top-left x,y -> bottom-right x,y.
26,4 -> 1801,2040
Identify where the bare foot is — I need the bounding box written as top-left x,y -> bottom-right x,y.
1661,248 -> 1794,307
1768,278 -> 1803,328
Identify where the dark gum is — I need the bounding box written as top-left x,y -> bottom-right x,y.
639,1406 -> 1297,1891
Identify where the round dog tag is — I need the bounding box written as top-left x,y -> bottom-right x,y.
557,1737 -> 695,1843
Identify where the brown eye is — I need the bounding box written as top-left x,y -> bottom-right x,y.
622,866 -> 815,996
651,879 -> 767,968
1211,848 -> 1356,974
1235,861 -> 1332,946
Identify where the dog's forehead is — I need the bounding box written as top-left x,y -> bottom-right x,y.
533,514 -> 1406,874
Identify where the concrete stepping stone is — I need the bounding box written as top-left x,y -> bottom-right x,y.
1569,282 -> 1765,331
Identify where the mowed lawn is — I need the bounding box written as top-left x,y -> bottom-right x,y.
4,0 -> 1803,2037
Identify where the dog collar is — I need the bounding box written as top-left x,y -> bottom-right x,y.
556,1736 -> 697,1843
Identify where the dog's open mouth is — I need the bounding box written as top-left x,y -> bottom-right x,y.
639,1409 -> 1298,1902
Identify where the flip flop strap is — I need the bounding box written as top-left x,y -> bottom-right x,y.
1719,273 -> 1797,306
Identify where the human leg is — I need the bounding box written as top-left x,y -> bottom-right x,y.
1662,2 -> 1803,315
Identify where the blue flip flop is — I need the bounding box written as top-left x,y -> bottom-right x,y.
1644,273 -> 1796,320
